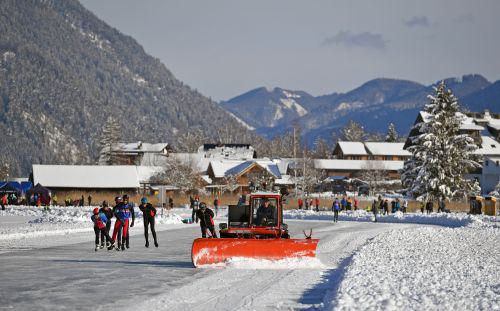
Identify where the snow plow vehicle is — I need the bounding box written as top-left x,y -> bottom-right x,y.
191,192 -> 319,267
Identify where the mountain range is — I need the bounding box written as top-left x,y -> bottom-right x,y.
221,74 -> 500,144
0,0 -> 256,175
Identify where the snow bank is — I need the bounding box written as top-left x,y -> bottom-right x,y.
332,224 -> 500,310
0,205 -> 184,242
284,209 -> 496,228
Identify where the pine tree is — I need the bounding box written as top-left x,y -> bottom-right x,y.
341,120 -> 366,141
385,123 -> 398,142
403,81 -> 480,200
99,116 -> 121,165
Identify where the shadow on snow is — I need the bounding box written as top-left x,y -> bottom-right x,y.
51,258 -> 194,269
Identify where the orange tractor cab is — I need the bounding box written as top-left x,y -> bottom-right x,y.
191,192 -> 319,267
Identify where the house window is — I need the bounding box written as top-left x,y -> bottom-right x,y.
384,156 -> 393,161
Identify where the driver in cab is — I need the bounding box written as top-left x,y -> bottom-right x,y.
256,199 -> 276,226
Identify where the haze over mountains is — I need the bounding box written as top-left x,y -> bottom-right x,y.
221,74 -> 500,143
0,0 -> 255,175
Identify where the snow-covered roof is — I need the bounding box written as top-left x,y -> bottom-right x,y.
135,166 -> 164,183
117,142 -> 169,153
476,136 -> 500,156
169,153 -> 211,173
201,175 -> 213,184
337,142 -> 368,155
419,111 -> 484,131
208,159 -> 283,179
487,120 -> 500,131
314,159 -> 404,171
364,142 -> 411,156
32,165 -> 140,188
209,160 -> 246,178
224,160 -> 282,178
138,153 -> 169,166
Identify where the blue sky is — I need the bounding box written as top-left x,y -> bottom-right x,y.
81,0 -> 500,101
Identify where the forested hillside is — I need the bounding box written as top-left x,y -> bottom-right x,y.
0,0 -> 255,175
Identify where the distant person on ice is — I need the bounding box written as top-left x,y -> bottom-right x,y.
91,208 -> 113,251
332,198 -> 340,223
196,202 -> 217,238
371,199 -> 378,222
139,197 -> 158,248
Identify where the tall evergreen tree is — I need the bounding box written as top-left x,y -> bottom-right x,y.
402,82 -> 480,200
385,123 -> 399,142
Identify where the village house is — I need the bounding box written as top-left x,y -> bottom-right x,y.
98,141 -> 171,166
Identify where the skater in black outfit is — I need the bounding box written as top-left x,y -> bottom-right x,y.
196,202 -> 217,238
139,197 -> 158,248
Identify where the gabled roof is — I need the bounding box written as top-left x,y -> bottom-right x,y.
224,161 -> 282,179
337,142 -> 368,155
476,136 -> 500,156
32,165 -> 140,188
208,160 -> 246,178
364,142 -> 411,156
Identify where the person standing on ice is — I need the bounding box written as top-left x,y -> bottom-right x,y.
213,196 -> 219,217
297,197 -> 303,210
371,199 -> 378,222
111,196 -> 131,251
196,202 -> 217,238
91,208 -> 113,251
425,200 -> 434,214
99,201 -> 113,249
383,199 -> 389,215
88,195 -> 92,206
332,198 -> 340,222
192,196 -> 200,223
314,197 -> 320,212
1,194 -> 6,210
341,197 -> 347,211
122,194 -> 135,249
139,197 -> 158,248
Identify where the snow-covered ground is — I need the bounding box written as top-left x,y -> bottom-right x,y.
0,206 -> 498,310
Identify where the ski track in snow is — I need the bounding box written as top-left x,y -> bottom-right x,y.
0,206 -> 498,310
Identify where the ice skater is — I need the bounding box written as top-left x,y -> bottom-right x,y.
196,202 -> 217,238
139,197 -> 158,248
111,196 -> 131,251
122,194 -> 135,249
91,208 -> 113,251
332,198 -> 340,222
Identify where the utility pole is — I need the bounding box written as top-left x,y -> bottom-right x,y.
293,126 -> 297,198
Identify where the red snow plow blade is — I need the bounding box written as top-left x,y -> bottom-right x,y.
191,238 -> 319,267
